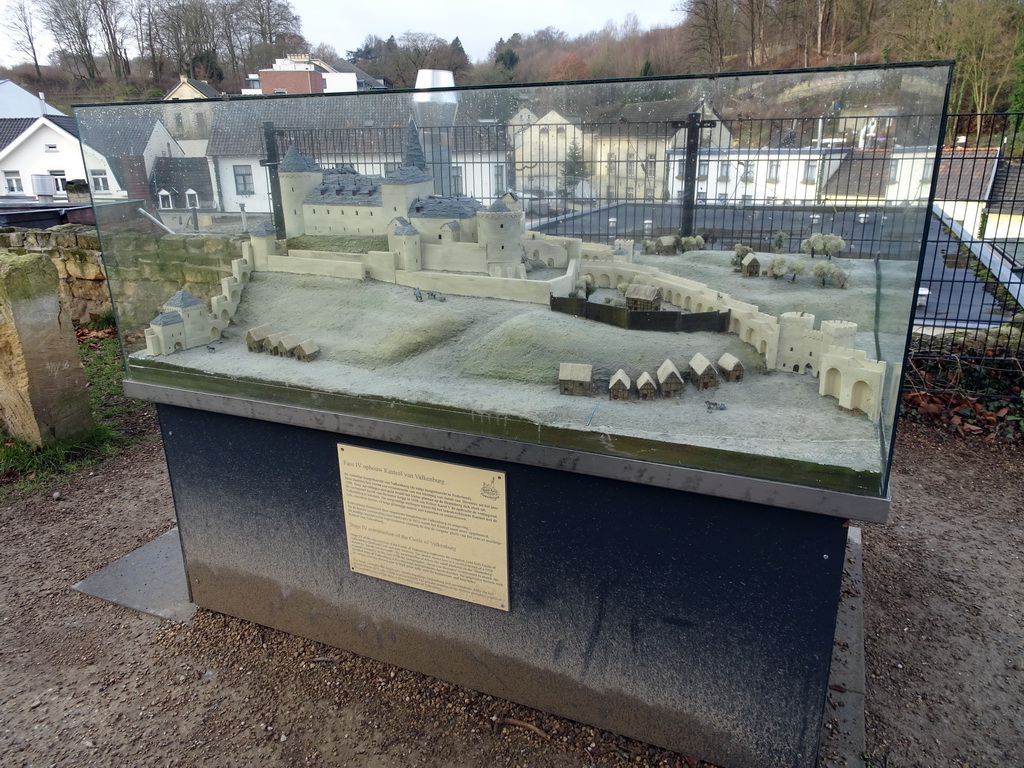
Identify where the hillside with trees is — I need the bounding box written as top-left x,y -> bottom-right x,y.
2,0 -> 1022,118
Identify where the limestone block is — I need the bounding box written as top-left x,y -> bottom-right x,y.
62,251 -> 106,281
0,251 -> 94,446
159,235 -> 187,255
54,231 -> 79,249
69,278 -> 111,302
76,231 -> 101,251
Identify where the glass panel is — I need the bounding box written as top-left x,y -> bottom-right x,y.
76,63 -> 953,499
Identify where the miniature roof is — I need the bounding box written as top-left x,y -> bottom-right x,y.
246,324 -> 274,339
559,362 -> 593,382
248,220 -> 277,237
265,331 -> 287,345
441,220 -> 460,230
624,284 -> 661,301
409,196 -> 485,219
305,168 -> 383,205
637,371 -> 656,389
163,289 -> 205,309
656,358 -> 682,383
403,117 -> 429,170
656,235 -> 676,245
150,311 -> 183,326
718,353 -> 742,371
609,369 -> 631,389
382,165 -> 433,184
277,333 -> 302,350
296,339 -> 320,355
393,224 -> 419,235
279,145 -> 319,173
488,199 -> 511,212
741,252 -> 760,266
689,353 -> 714,375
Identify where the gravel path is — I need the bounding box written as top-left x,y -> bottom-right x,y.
0,424 -> 1020,767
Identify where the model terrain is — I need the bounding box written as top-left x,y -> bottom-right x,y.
130,143 -> 922,493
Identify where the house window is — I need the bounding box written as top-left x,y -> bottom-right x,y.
451,167 -> 463,196
493,163 -> 506,193
233,165 -> 255,195
627,153 -> 636,177
886,159 -> 900,184
607,153 -> 617,175
767,161 -> 780,183
49,170 -> 67,192
90,169 -> 110,191
45,144 -> 58,153
273,88 -> 287,95
4,171 -> 23,193
697,160 -> 709,179
196,112 -> 206,129
174,113 -> 184,130
717,162 -> 731,182
158,189 -> 173,209
802,161 -> 818,184
643,153 -> 657,176
185,189 -> 199,208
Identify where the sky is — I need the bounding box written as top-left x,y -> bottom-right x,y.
0,1 -> 681,71
292,1 -> 682,62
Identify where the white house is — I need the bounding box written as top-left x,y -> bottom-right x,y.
0,115 -> 123,202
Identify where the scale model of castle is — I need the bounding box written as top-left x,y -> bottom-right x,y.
142,121 -> 891,423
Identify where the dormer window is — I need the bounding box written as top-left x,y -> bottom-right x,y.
185,188 -> 199,208
158,189 -> 173,209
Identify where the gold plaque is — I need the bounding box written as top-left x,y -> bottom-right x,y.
338,444 -> 509,611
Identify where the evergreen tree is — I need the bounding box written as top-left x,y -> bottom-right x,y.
559,140 -> 589,203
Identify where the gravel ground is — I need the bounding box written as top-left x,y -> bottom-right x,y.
0,423 -> 1021,767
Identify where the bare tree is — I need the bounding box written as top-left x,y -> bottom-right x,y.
41,0 -> 99,81
677,0 -> 734,71
92,0 -> 130,80
5,0 -> 45,79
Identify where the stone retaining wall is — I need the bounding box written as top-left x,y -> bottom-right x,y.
0,225 -> 109,324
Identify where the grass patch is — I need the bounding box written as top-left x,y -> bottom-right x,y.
287,234 -> 389,254
0,325 -> 156,498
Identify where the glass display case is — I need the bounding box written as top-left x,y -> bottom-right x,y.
77,63 -> 951,506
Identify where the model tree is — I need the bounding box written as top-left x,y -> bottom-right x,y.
801,233 -> 825,258
821,233 -> 846,259
769,256 -> 788,279
787,261 -> 808,282
733,243 -> 753,267
772,230 -> 788,253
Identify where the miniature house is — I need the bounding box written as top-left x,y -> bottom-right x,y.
558,362 -> 593,396
656,359 -> 684,398
654,235 -> 677,254
265,331 -> 286,354
276,333 -> 302,357
624,284 -> 663,311
295,339 -> 320,362
718,353 -> 745,382
637,372 -> 657,400
246,324 -> 274,353
609,369 -> 631,400
689,353 -> 718,390
741,253 -> 762,277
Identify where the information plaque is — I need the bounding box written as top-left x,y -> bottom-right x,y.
338,444 -> 509,610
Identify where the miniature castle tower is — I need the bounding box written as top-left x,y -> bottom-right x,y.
278,146 -> 321,238
380,121 -> 436,218
388,218 -> 422,272
476,198 -> 526,278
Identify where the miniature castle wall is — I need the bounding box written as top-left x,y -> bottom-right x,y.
144,257 -> 251,356
577,261 -> 888,421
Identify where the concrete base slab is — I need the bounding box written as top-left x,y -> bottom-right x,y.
73,528 -> 196,624
819,526 -> 867,767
